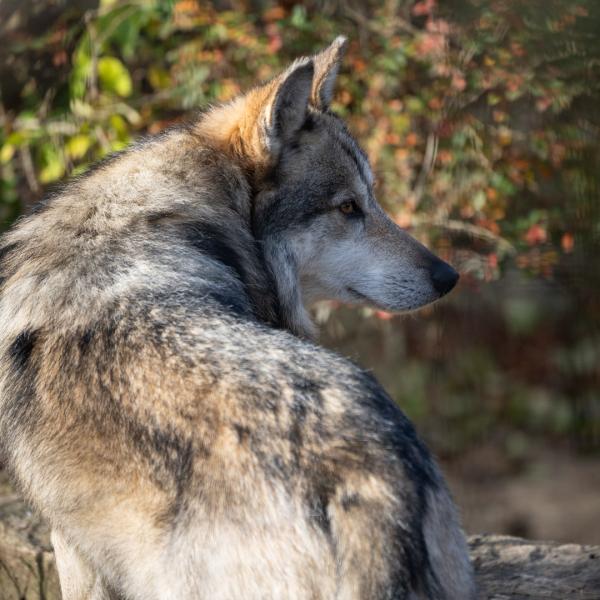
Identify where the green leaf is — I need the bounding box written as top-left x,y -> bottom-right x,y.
70,34 -> 93,100
148,66 -> 171,90
290,5 -> 308,29
98,56 -> 133,97
109,114 -> 129,138
39,145 -> 65,184
473,189 -> 486,211
0,144 -> 15,164
66,134 -> 92,160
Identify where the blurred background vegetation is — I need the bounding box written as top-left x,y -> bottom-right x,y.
1,0 -> 599,542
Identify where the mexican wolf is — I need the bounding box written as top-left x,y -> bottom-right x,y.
0,37 -> 476,599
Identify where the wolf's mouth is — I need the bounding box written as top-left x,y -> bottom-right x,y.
346,286 -> 390,310
347,287 -> 370,301
347,286 -> 427,313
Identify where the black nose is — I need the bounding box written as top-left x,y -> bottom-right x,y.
430,260 -> 459,296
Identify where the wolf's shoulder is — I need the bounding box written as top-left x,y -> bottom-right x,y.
139,291 -> 422,437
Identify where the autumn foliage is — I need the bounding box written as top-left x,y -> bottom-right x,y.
0,0 -> 599,449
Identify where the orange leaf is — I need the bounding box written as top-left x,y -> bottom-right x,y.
412,0 -> 436,17
263,6 -> 286,21
561,232 -> 575,253
405,132 -> 419,147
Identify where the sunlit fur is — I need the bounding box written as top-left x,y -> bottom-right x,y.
0,38 -> 475,599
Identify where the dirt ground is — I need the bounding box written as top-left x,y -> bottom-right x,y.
443,442 -> 600,545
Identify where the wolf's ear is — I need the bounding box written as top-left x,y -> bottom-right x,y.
311,36 -> 348,110
261,59 -> 314,156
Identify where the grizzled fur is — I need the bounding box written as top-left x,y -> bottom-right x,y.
0,37 -> 476,599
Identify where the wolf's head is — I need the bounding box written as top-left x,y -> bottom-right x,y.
198,37 -> 458,338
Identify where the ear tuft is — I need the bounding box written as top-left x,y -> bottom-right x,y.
265,59 -> 314,155
311,36 -> 348,110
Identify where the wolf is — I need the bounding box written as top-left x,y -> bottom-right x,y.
0,37 -> 476,599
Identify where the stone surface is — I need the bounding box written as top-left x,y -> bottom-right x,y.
470,533 -> 600,599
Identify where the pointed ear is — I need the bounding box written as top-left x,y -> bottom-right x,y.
262,59 -> 314,157
311,36 -> 348,110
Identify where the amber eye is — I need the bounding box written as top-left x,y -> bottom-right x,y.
339,200 -> 357,215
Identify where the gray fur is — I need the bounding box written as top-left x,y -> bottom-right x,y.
0,38 -> 475,599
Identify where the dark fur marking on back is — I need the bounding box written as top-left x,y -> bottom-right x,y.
0,242 -> 21,286
287,398 -> 307,449
233,423 -> 251,444
207,291 -> 252,317
1,370 -> 40,439
59,319 -> 203,521
180,221 -> 245,282
146,210 -> 179,224
79,329 -> 94,353
305,475 -> 336,538
340,492 -> 360,511
127,420 -> 198,517
9,330 -> 38,373
307,492 -> 331,536
177,221 -> 258,317
279,367 -> 325,462
0,242 -> 20,262
2,330 -> 41,436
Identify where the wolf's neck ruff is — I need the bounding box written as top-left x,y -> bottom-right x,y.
185,40 -> 350,338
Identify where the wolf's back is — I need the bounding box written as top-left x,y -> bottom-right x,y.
0,126 -> 475,599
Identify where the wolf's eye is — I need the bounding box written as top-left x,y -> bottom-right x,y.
339,200 -> 359,216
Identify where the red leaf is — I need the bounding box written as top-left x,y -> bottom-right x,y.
524,224 -> 547,245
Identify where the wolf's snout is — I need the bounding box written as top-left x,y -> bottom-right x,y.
430,259 -> 459,296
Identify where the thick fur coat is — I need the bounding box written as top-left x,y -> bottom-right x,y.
0,38 -> 476,599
